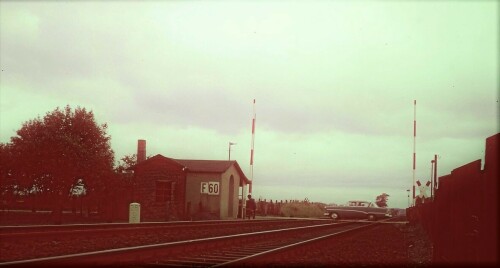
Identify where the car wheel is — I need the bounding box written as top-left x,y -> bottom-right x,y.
367,214 -> 376,221
330,212 -> 340,221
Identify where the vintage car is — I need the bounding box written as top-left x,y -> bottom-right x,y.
323,200 -> 391,221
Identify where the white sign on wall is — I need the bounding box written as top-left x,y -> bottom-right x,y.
201,182 -> 220,195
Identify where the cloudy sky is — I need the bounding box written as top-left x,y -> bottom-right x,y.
1,1 -> 498,208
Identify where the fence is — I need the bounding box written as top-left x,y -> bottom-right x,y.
407,133 -> 498,265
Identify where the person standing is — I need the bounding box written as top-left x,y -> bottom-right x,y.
246,194 -> 256,219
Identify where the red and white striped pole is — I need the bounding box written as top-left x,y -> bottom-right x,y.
412,100 -> 416,206
249,99 -> 256,194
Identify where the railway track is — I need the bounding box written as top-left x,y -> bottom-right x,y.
0,219 -> 327,237
1,219 -> 393,267
0,219 -> 329,262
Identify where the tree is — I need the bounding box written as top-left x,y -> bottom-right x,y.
115,154 -> 137,173
375,193 -> 390,207
0,143 -> 17,207
8,105 -> 114,220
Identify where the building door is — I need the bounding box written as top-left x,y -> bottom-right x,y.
228,175 -> 235,217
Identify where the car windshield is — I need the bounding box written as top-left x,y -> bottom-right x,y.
356,202 -> 377,207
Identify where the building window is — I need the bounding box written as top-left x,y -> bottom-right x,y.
156,181 -> 172,202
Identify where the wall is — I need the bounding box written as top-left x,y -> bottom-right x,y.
221,165 -> 242,219
184,164 -> 243,219
407,133 -> 498,265
133,157 -> 186,221
185,172 -> 222,218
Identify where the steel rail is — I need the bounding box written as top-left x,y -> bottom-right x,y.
215,219 -> 394,267
155,218 -> 401,267
0,218 -> 327,232
0,219 -> 329,239
0,219 -> 331,262
0,221 -> 359,267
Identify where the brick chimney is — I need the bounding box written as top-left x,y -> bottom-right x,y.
137,139 -> 146,164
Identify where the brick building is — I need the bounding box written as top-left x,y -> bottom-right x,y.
130,140 -> 251,221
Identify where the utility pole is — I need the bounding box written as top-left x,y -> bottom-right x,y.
407,189 -> 410,208
430,154 -> 438,199
433,154 -> 438,193
430,159 -> 434,199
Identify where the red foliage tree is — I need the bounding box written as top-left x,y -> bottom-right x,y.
115,154 -> 137,173
7,106 -> 114,221
0,143 -> 17,207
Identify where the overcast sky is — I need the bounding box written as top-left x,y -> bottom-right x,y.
1,1 -> 498,208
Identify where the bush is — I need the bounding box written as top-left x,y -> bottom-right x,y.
279,203 -> 324,218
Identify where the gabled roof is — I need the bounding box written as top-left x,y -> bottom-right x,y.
174,159 -> 251,184
174,159 -> 235,173
131,154 -> 185,170
131,154 -> 251,184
